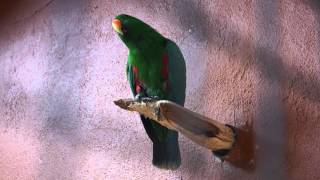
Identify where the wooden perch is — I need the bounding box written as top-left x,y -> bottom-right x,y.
114,98 -> 236,154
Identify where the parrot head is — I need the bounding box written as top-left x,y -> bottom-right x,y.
112,14 -> 164,49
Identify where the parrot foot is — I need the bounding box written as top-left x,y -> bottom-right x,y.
150,96 -> 160,100
135,95 -> 160,102
134,95 -> 161,119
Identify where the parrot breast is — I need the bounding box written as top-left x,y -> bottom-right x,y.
131,52 -> 170,96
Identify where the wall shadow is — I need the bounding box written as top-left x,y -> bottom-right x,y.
37,0 -> 91,179
0,0 -> 91,179
167,1 -> 320,179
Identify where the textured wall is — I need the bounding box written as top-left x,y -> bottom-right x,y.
0,0 -> 319,179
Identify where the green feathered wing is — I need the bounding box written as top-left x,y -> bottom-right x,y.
127,39 -> 186,169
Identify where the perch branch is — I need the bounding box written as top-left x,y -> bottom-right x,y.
114,98 -> 236,153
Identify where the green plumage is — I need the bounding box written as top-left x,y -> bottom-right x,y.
114,14 -> 186,169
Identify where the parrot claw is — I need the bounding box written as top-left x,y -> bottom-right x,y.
141,97 -> 155,103
135,95 -> 160,103
151,96 -> 160,100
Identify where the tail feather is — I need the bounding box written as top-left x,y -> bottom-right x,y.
152,131 -> 181,170
140,115 -> 181,170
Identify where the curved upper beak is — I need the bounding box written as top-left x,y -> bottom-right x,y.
112,19 -> 123,35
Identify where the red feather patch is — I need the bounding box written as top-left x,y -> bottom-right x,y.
161,54 -> 170,91
161,54 -> 169,79
133,66 -> 138,74
135,85 -> 141,93
133,65 -> 142,93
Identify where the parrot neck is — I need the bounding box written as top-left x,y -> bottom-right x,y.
126,32 -> 166,56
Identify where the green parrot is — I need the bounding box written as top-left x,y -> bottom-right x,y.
112,14 -> 186,170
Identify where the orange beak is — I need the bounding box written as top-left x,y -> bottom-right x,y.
112,19 -> 123,35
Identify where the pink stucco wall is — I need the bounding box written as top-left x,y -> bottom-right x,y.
0,0 -> 319,179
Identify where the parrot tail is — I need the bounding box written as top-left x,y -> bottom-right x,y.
140,115 -> 181,170
152,131 -> 181,170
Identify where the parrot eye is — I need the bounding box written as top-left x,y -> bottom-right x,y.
121,27 -> 127,34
